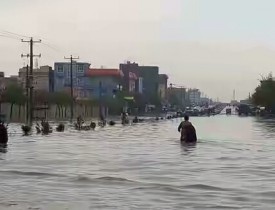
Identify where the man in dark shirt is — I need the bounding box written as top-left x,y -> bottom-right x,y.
178,115 -> 197,143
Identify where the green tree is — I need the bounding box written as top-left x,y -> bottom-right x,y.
3,84 -> 26,120
49,91 -> 72,118
33,90 -> 50,118
102,96 -> 124,115
252,73 -> 275,113
34,90 -> 50,105
76,98 -> 95,117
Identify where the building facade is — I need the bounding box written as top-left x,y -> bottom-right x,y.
158,74 -> 168,102
188,89 -> 201,105
54,62 -> 90,97
119,61 -> 139,93
19,65 -> 54,92
84,68 -> 124,99
138,66 -> 159,104
167,87 -> 186,108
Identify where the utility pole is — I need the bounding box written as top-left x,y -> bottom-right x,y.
25,65 -> 29,123
22,37 -> 41,125
99,81 -> 103,120
64,55 -> 79,122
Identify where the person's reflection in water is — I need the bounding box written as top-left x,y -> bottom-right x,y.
180,141 -> 197,155
0,144 -> 7,153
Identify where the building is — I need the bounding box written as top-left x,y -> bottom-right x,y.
200,97 -> 210,106
158,74 -> 168,102
19,66 -> 54,92
138,66 -> 159,105
119,61 -> 139,93
0,73 -> 19,89
0,73 -> 20,99
167,87 -> 186,108
84,68 -> 124,99
54,62 -> 90,97
187,89 -> 201,105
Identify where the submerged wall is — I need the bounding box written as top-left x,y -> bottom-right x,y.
0,103 -> 103,123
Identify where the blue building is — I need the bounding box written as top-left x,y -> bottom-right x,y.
54,62 -> 90,97
54,63 -> 124,100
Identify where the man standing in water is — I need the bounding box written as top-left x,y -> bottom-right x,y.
178,115 -> 197,143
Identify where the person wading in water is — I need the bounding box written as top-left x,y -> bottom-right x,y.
178,115 -> 197,143
0,120 -> 8,145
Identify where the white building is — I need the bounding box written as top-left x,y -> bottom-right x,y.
19,66 -> 53,92
188,89 -> 201,105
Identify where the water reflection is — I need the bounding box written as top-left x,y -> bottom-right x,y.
253,117 -> 275,138
2,117 -> 275,209
0,144 -> 7,153
180,141 -> 197,155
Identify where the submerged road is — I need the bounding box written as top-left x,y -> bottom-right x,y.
0,115 -> 275,209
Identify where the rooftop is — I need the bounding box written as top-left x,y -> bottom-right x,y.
85,68 -> 124,77
159,74 -> 169,80
19,66 -> 52,73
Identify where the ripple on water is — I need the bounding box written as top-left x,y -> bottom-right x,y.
1,117 -> 275,209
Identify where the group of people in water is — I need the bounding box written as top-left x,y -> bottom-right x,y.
36,120 -> 52,134
41,112 -> 198,143
75,112 -> 138,130
0,111 -> 197,146
121,112 -> 197,143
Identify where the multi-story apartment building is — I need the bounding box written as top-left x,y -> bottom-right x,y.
54,62 -> 90,97
19,65 -> 54,92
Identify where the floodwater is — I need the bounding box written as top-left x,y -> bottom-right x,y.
1,116 -> 275,210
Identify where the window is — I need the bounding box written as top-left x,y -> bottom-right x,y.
78,65 -> 84,73
129,80 -> 135,92
57,65 -> 63,73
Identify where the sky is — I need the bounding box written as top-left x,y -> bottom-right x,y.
1,0 -> 275,101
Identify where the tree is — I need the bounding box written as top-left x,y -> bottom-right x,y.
49,91 -> 72,118
3,84 -> 26,120
102,96 -> 124,115
252,73 -> 275,113
76,98 -> 95,117
34,90 -> 50,105
33,90 -> 51,118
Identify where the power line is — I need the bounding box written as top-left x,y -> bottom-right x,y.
0,29 -> 64,54
0,30 -> 30,39
64,55 -> 79,122
0,34 -> 21,41
41,42 -> 61,52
